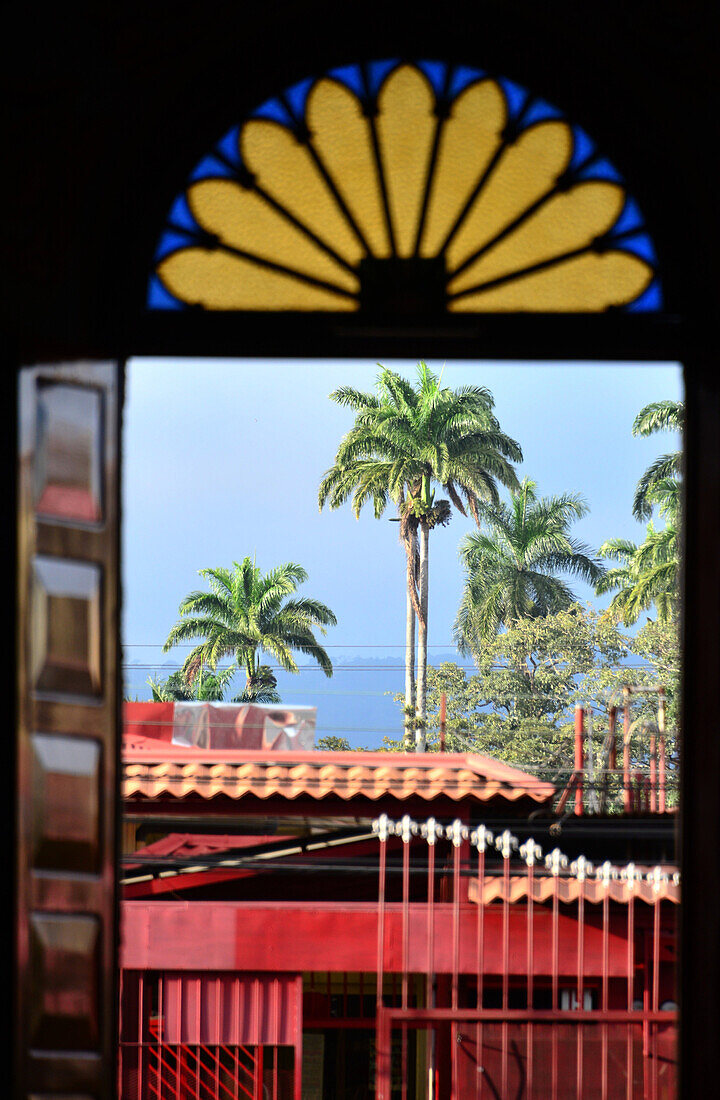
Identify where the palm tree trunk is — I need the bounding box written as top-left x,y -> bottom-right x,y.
405,587 -> 416,748
416,520 -> 430,750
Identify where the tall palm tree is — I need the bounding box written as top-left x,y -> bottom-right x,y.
318,362 -> 522,748
632,399 -> 684,520
454,478 -> 605,656
162,558 -> 337,700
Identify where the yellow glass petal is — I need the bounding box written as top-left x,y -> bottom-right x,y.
158,249 -> 357,311
375,65 -> 436,257
187,180 -> 358,293
449,251 -> 652,312
421,79 -> 506,257
448,182 -> 625,294
307,78 -> 390,257
241,119 -> 364,269
448,120 -> 573,270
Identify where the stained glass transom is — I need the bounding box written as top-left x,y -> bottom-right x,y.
148,60 -> 662,314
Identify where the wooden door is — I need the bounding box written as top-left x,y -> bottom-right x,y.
15,362 -> 121,1097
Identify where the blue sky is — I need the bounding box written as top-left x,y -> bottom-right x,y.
122,357 -> 682,743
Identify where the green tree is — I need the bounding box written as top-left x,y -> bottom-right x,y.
388,604 -> 678,808
147,664 -> 238,702
318,362 -> 521,749
315,735 -> 354,751
596,519 -> 679,626
598,397 -> 682,625
631,399 -> 683,521
162,558 -> 337,702
454,478 -> 604,656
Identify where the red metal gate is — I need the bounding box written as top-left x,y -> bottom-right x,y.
372,814 -> 678,1100
119,972 -> 302,1100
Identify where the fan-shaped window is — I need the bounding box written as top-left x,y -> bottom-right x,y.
148,60 -> 661,315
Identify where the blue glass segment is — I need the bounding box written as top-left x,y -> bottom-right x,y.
615,231 -> 657,264
215,126 -> 242,167
447,65 -> 484,99
251,97 -> 294,127
147,275 -> 186,310
569,127 -> 596,171
626,279 -> 664,312
366,59 -> 399,96
417,60 -> 448,94
154,229 -> 196,262
285,77 -> 314,119
328,64 -> 365,97
612,197 -> 644,237
189,155 -> 236,182
498,77 -> 528,120
521,98 -> 564,126
577,157 -> 623,183
168,194 -> 200,234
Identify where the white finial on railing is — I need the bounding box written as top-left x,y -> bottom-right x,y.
520,839 -> 542,867
421,817 -> 442,846
596,861 -> 616,887
470,824 -> 494,852
495,829 -> 519,860
397,814 -> 415,844
373,814 -> 391,843
672,872 -> 681,888
621,862 -> 641,892
545,848 -> 568,876
570,855 -> 593,882
647,866 -> 667,894
446,819 -> 467,848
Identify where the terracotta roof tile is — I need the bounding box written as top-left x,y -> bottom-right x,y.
469,869 -> 680,907
123,733 -> 555,806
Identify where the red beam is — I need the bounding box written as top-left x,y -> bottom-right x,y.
122,900 -> 638,978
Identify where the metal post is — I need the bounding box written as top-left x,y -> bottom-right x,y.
574,706 -> 585,815
473,827 -> 491,1100
546,849 -> 567,1099
658,689 -> 667,814
401,820 -> 411,1100
608,706 -> 617,811
649,731 -> 657,814
439,693 -> 446,752
573,856 -> 591,1099
521,840 -> 540,1100
623,687 -> 632,813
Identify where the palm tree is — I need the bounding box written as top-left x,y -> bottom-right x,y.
147,664 -> 239,702
632,399 -> 684,520
597,477 -> 679,625
318,362 -> 522,748
454,478 -> 605,655
162,558 -> 337,700
597,398 -> 683,624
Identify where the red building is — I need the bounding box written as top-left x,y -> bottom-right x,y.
120,702 -> 678,1099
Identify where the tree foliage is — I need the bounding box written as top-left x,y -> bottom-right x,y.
454,478 -> 604,654
162,558 -> 336,702
598,399 -> 681,625
147,664 -> 238,702
389,604 -> 679,807
631,399 -> 683,521
319,361 -> 521,746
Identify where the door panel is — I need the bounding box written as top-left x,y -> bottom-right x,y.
16,362 -> 121,1098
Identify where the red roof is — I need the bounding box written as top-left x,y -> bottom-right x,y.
123,736 -> 555,806
125,832 -> 291,867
